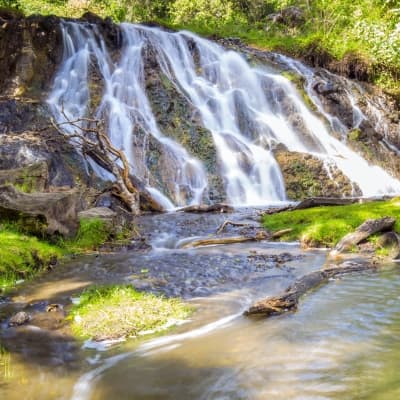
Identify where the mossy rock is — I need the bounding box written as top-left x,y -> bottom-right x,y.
275,150 -> 360,200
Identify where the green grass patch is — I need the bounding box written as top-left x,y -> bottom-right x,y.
263,197 -> 400,248
70,285 -> 191,341
64,218 -> 111,252
0,217 -> 119,289
0,226 -> 63,290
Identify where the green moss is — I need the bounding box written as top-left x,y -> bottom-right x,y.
0,215 -> 125,289
348,128 -> 362,141
70,285 -> 192,341
65,218 -> 110,252
262,197 -> 400,248
0,226 -> 63,290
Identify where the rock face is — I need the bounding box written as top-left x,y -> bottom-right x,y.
275,151 -> 361,199
0,11 -> 399,210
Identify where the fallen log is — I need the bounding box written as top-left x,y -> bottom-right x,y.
263,196 -> 397,216
179,203 -> 234,213
271,228 -> 293,239
331,217 -> 395,255
244,261 -> 377,317
0,184 -> 79,237
180,230 -> 269,249
263,197 -> 359,215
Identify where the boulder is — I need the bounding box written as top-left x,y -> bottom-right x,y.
78,207 -> 117,229
376,231 -> 400,260
275,151 -> 360,200
267,7 -> 305,27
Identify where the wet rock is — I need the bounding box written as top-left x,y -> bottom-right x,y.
275,150 -> 360,200
8,311 -> 30,327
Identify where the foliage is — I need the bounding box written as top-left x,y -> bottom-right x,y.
3,0 -> 397,93
262,197 -> 400,248
169,0 -> 243,28
70,285 -> 191,340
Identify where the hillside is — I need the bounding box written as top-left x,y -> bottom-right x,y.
1,0 -> 399,99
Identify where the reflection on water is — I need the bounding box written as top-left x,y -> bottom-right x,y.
81,267 -> 400,400
1,248 -> 400,399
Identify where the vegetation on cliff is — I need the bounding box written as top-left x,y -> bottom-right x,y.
262,197 -> 400,247
1,0 -> 399,96
70,284 -> 191,341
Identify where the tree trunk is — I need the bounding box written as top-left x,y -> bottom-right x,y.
331,217 -> 395,255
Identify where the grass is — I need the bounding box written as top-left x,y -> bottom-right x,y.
65,217 -> 111,252
70,285 -> 191,341
0,227 -> 63,290
0,217 -> 117,290
262,197 -> 400,248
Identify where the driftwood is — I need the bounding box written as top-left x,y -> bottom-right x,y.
245,217 -> 397,317
0,184 -> 79,237
216,220 -> 251,234
244,262 -> 377,317
271,228 -> 293,239
331,217 -> 396,255
263,197 -> 360,215
180,230 -> 269,249
179,203 -> 234,213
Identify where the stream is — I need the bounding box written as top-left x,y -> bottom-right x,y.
1,210 -> 400,399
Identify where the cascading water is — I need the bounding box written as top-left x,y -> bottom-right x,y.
48,22 -> 207,209
48,21 -> 400,208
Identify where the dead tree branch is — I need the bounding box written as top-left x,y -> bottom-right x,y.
50,116 -> 144,214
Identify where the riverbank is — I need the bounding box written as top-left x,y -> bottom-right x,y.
262,197 -> 400,250
0,216 -> 133,291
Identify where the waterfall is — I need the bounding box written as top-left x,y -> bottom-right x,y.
48,21 -> 400,208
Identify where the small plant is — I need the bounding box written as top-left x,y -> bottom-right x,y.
70,285 -> 192,341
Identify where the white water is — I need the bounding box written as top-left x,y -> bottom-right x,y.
49,22 -> 400,207
48,22 -> 207,208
